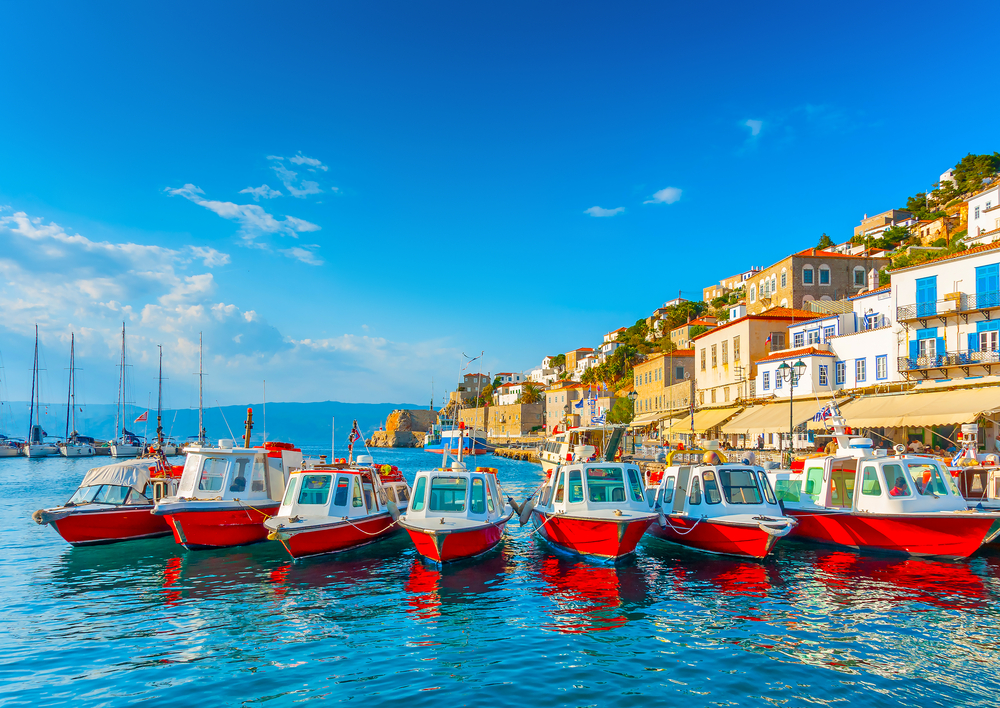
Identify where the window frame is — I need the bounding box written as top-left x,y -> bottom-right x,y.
802,265 -> 814,285
875,354 -> 888,380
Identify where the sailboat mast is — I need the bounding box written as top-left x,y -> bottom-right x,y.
157,345 -> 163,445
28,325 -> 38,441
198,332 -> 205,445
65,333 -> 74,440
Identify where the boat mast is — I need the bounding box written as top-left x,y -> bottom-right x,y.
28,325 -> 38,441
114,323 -> 122,444
156,344 -> 163,445
198,332 -> 205,445
65,333 -> 75,441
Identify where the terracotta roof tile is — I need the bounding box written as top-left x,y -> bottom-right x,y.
792,247 -> 891,260
890,240 -> 1000,272
757,346 -> 836,362
692,308 -> 818,340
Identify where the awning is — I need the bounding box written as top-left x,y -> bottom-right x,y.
627,411 -> 679,429
665,407 -> 741,434
80,459 -> 153,491
838,386 -> 1000,428
721,401 -> 827,435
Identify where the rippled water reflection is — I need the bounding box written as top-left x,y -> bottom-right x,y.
4,448 -> 1000,706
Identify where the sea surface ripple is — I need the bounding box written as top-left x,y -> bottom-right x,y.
3,447 -> 1000,706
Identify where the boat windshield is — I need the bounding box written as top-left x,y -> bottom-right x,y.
68,486 -> 102,505
198,457 -> 230,492
282,477 -> 299,507
658,476 -> 676,506
567,470 -> 584,503
883,462 -> 914,497
586,467 -> 626,503
719,469 -> 763,504
297,474 -> 332,506
411,477 -> 427,511
72,485 -> 131,506
908,462 -> 958,496
470,478 -> 486,514
430,476 -> 467,512
627,468 -> 644,503
333,476 -> 351,507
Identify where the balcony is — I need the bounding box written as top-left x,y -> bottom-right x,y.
898,350 -> 1000,377
897,292 -> 1000,326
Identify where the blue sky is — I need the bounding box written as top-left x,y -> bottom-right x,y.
2,0 -> 999,412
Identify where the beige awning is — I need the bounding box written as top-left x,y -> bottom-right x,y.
721,401 -> 827,435
665,407 -> 741,433
838,386 -> 1000,428
628,411 -> 682,429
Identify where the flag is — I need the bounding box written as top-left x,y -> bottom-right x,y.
134,411 -> 148,423
812,405 -> 832,422
765,334 -> 772,345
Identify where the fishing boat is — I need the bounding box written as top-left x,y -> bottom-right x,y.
539,425 -> 626,475
264,453 -> 411,558
525,461 -> 657,560
644,446 -> 795,559
946,424 -> 1000,512
423,425 -> 492,456
59,333 -> 96,457
23,326 -> 59,458
153,411 -> 301,549
768,416 -> 1000,559
110,323 -> 145,458
32,456 -> 182,545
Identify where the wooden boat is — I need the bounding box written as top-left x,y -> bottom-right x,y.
33,456 -> 182,545
399,462 -> 514,563
153,435 -> 300,550
644,446 -> 795,559
526,461 -> 657,560
769,416 -> 1000,559
264,455 -> 411,558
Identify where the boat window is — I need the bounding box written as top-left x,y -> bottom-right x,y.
555,472 -> 565,503
397,485 -> 410,502
702,470 -> 722,504
411,477 -> 426,511
429,476 -> 468,512
331,476 -> 350,507
352,477 -> 365,507
385,486 -> 397,503
486,484 -> 497,514
861,466 -> 882,496
376,486 -> 386,506
774,479 -> 801,502
908,463 -> 952,496
125,489 -> 150,505
689,477 -> 702,505
660,476 -> 676,506
586,467 -> 626,503
94,485 -> 130,505
282,477 -> 299,507
757,472 -> 777,505
251,456 -> 268,493
803,466 -> 824,501
719,469 -> 762,504
363,482 -> 376,511
883,462 -> 913,497
68,486 -> 102,505
627,468 -> 644,503
568,470 -> 584,503
198,457 -> 229,492
297,475 -> 332,505
829,469 -> 855,508
539,481 -> 553,506
229,457 -> 250,493
470,478 -> 487,514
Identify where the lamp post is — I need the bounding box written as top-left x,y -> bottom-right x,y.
776,359 -> 807,463
627,390 -> 638,454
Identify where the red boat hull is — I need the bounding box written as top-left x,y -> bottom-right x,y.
276,514 -> 399,558
646,517 -> 780,559
164,504 -> 279,549
50,507 -> 171,546
404,521 -> 506,563
531,510 -> 653,559
786,509 -> 1000,559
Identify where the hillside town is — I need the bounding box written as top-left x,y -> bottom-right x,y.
375,153 -> 1000,458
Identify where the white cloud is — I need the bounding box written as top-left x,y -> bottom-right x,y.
584,206 -> 625,218
239,184 -> 283,201
643,187 -> 682,205
745,119 -> 763,136
279,245 -> 324,266
288,152 -> 329,171
266,154 -> 335,198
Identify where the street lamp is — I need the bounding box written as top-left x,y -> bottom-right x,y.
776,359 -> 807,460
627,390 -> 638,454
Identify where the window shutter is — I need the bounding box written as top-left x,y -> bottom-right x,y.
969,333 -> 979,352
909,340 -> 919,359
936,337 -> 945,356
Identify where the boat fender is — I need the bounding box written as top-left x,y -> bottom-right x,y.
32,509 -> 50,525
509,497 -> 524,517
386,498 -> 400,521
657,509 -> 666,530
519,496 -> 536,526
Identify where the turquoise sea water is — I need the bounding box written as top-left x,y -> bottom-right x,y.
3,447 -> 1000,706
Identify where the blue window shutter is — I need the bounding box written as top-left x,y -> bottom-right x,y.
909,340 -> 919,359
936,337 -> 945,356
969,333 -> 979,352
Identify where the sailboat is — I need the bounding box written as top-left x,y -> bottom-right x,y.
0,350 -> 23,457
59,333 -> 96,457
24,325 -> 59,458
110,323 -> 144,458
151,346 -> 178,456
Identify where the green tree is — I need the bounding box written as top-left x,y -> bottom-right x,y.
904,192 -> 946,221
816,233 -> 834,249
549,353 -> 566,370
952,152 -> 1000,195
606,396 -> 634,424
580,367 -> 599,385
689,324 -> 710,338
517,382 -> 542,405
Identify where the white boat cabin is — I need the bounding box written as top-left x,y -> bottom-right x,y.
535,462 -> 648,516
647,461 -> 783,518
407,463 -> 507,524
278,458 -> 411,521
770,438 -> 968,514
170,440 -> 301,505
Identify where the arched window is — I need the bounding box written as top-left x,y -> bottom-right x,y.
802,265 -> 814,285
780,268 -> 787,289
749,285 -> 756,303
802,294 -> 815,304
853,266 -> 867,287
818,264 -> 831,285
780,298 -> 788,307
820,295 -> 833,301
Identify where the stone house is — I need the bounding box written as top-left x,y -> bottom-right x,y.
457,406 -> 488,430
632,349 -> 695,418
854,209 -> 915,240
487,403 -> 544,438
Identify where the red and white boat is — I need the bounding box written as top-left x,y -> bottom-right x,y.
526,461 -> 657,560
399,462 -> 514,563
33,455 -> 182,545
644,446 -> 795,559
768,416 -> 1000,559
153,439 -> 301,549
264,454 -> 411,558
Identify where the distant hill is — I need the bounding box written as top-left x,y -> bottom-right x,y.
0,401 -> 424,445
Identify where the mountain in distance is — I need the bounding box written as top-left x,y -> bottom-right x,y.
0,400 -> 425,445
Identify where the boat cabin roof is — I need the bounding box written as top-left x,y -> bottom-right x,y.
648,463 -> 782,517
537,462 -> 649,516
405,465 -> 506,522
278,467 -> 411,520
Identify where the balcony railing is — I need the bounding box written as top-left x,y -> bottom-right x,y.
897,292 -> 1000,322
898,350 -> 1000,373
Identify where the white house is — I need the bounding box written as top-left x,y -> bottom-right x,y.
754,345 -> 838,401
493,382 -> 527,406
891,241 -> 1000,382
494,372 -> 524,385
528,366 -> 559,385
967,184 -> 1000,247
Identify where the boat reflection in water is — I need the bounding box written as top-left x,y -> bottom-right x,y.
403,546 -> 513,620
534,555 -> 649,634
648,542 -> 778,599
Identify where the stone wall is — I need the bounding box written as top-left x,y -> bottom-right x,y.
367,409 -> 437,447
